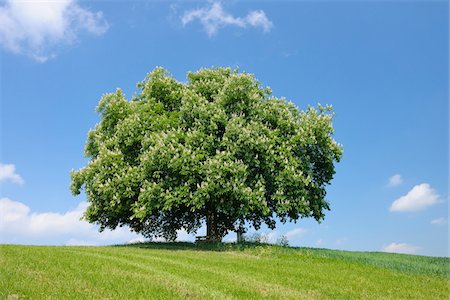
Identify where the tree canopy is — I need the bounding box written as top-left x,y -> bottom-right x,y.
71,67 -> 343,241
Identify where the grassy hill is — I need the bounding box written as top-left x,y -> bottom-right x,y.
1,242 -> 448,299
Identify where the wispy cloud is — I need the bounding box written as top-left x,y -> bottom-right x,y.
0,0 -> 109,62
0,163 -> 24,185
181,2 -> 273,37
431,218 -> 447,225
390,183 -> 440,212
382,242 -> 420,254
285,228 -> 307,241
335,237 -> 348,245
387,174 -> 403,187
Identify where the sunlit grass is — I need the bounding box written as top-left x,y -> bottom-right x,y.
1,242 -> 448,299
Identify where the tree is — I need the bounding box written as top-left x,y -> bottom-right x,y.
71,67 -> 343,242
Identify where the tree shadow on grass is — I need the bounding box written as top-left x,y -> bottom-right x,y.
114,241 -> 276,252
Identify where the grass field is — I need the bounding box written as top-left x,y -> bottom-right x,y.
1,242 -> 448,299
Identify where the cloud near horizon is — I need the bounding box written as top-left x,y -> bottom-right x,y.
382,242 -> 420,254
181,2 -> 273,37
0,198 -> 143,245
390,183 -> 440,212
0,0 -> 108,62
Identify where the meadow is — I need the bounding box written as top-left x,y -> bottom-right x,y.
1,242 -> 448,299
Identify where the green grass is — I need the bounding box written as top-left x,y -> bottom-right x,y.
1,242 -> 448,299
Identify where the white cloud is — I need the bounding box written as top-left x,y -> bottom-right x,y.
0,197 -> 29,221
181,2 -> 273,37
387,174 -> 403,187
127,237 -> 148,244
315,239 -> 324,246
431,218 -> 447,225
0,198 -> 143,245
0,0 -> 108,62
176,228 -> 199,242
265,231 -> 278,244
285,227 -> 307,240
245,10 -> 272,32
390,183 -> 440,212
0,163 -> 24,185
382,242 -> 420,255
223,234 -> 237,243
65,238 -> 96,246
236,228 -> 278,244
0,198 -> 206,245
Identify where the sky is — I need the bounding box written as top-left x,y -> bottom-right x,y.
0,0 -> 448,257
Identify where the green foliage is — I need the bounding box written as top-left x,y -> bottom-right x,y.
1,244 -> 448,299
71,67 -> 343,241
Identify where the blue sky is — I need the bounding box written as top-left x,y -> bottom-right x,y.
0,0 -> 448,256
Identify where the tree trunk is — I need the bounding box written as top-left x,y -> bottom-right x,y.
206,206 -> 220,242
237,230 -> 243,243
